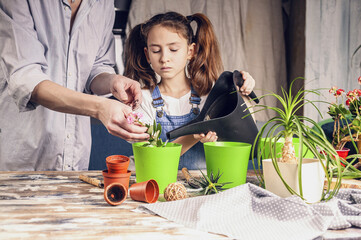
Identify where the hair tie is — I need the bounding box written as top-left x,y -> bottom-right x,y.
186,15 -> 194,23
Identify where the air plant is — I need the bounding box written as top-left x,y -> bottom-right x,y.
182,168 -> 231,195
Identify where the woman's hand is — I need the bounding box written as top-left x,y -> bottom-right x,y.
90,73 -> 142,110
109,74 -> 142,110
97,98 -> 149,142
238,71 -> 255,96
193,131 -> 218,143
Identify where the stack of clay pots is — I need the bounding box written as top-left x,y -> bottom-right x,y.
103,155 -> 131,190
102,155 -> 131,206
102,155 -> 159,206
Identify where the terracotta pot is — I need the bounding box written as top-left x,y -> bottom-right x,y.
129,179 -> 159,203
102,170 -> 131,190
106,155 -> 130,173
104,183 -> 127,206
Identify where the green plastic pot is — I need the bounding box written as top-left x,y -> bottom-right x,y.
132,142 -> 182,194
204,142 -> 252,189
260,137 -> 314,159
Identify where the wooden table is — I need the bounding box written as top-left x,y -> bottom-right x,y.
0,171 -> 360,240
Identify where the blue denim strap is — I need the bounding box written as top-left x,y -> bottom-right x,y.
151,86 -> 164,117
189,86 -> 201,105
189,86 -> 201,115
151,85 -> 201,116
151,86 -> 164,108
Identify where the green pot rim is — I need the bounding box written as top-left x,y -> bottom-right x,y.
204,141 -> 252,148
132,142 -> 182,148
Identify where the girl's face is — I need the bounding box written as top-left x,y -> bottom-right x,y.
144,25 -> 194,82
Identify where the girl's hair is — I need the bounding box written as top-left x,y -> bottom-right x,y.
124,11 -> 223,96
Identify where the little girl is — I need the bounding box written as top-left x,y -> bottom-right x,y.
124,12 -> 255,169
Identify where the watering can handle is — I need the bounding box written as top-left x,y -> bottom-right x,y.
233,70 -> 259,104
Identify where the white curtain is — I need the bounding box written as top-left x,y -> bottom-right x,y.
126,0 -> 287,122
305,0 -> 361,123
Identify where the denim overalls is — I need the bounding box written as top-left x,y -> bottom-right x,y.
151,85 -> 206,170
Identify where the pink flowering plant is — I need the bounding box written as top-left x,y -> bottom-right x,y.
127,112 -> 168,147
327,77 -> 361,150
126,112 -> 144,125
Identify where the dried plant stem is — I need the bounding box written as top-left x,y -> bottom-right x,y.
340,133 -> 361,143
333,118 -> 340,145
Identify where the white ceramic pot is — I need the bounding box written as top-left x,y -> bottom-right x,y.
262,158 -> 325,203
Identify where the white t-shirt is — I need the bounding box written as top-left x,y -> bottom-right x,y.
136,89 -> 208,126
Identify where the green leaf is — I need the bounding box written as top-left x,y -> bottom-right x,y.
156,139 -> 163,147
142,120 -> 168,148
352,119 -> 361,127
153,120 -> 157,133
147,127 -> 153,135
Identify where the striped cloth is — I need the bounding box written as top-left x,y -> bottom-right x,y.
137,183 -> 361,240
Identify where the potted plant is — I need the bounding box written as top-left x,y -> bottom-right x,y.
327,80 -> 361,173
249,79 -> 346,203
127,113 -> 182,194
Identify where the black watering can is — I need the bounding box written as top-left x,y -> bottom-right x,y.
166,70 -> 259,146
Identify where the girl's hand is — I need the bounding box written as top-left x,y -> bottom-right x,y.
194,131 -> 218,143
239,71 -> 255,96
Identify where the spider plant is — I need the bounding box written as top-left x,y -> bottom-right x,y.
247,78 -> 345,201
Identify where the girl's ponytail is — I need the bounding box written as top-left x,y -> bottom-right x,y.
187,13 -> 223,96
124,24 -> 157,90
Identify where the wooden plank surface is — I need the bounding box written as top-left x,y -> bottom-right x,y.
0,171 -> 360,240
326,178 -> 361,189
0,171 -> 226,240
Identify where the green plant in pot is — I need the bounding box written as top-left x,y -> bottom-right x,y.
128,113 -> 182,194
249,79 -> 345,203
326,82 -> 361,174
